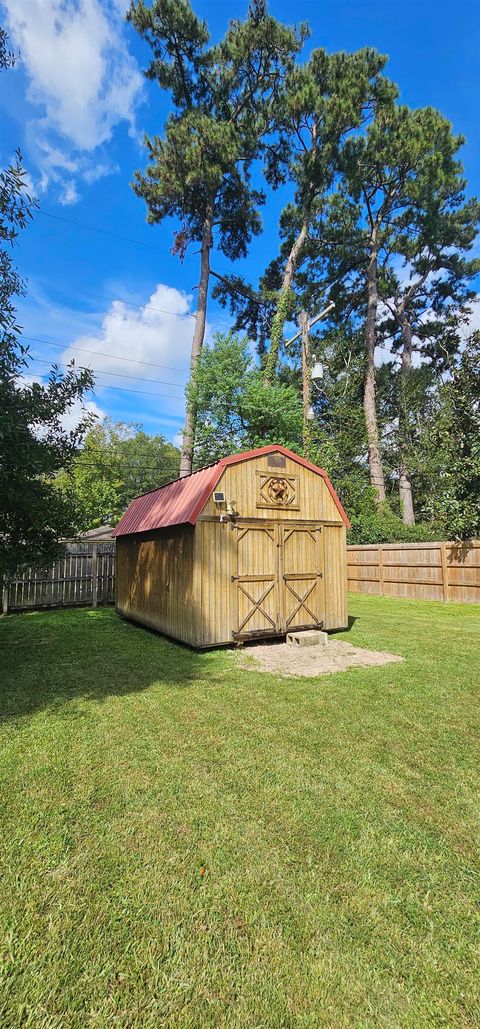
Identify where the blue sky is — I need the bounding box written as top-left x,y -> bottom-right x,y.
1,0 -> 479,443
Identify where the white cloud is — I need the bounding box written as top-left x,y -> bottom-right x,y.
60,395 -> 106,432
60,283 -> 196,421
18,373 -> 106,432
4,0 -> 142,201
59,181 -> 80,206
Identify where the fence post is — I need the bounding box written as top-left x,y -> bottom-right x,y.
440,542 -> 449,603
2,579 -> 8,615
91,544 -> 98,609
378,545 -> 384,596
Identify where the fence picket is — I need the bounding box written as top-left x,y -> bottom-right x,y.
347,541 -> 479,604
3,540 -> 116,612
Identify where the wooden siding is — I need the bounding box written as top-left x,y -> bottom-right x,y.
201,453 -> 344,523
194,519 -> 237,646
323,525 -> 348,629
116,528 -> 199,645
194,518 -> 347,646
347,541 -> 480,604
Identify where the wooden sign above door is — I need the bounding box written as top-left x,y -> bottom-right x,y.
256,471 -> 299,510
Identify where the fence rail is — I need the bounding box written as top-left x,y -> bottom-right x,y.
347,540 -> 480,604
2,541 -> 116,613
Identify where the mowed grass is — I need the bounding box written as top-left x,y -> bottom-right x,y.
0,597 -> 479,1028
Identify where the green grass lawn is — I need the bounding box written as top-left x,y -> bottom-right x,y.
0,596 -> 479,1028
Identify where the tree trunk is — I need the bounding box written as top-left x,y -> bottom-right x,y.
300,309 -> 312,459
363,242 -> 386,504
179,211 -> 213,478
264,222 -> 308,385
397,310 -> 415,525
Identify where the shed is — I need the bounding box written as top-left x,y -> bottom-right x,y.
113,445 -> 350,647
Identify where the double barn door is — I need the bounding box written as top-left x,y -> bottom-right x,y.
233,522 -> 324,640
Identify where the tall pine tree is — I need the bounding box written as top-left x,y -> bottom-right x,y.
128,0 -> 306,475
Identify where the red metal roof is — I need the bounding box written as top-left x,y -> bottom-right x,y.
113,445 -> 350,537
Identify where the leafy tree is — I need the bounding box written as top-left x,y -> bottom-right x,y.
423,334 -> 480,539
311,101 -> 478,511
261,47 -> 393,385
0,26 -> 14,70
0,37 -> 94,579
190,332 -> 303,467
212,48 -> 393,382
59,420 -> 181,527
128,0 -> 306,476
377,112 -> 480,522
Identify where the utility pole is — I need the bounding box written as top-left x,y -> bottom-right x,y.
285,302 -> 335,461
299,310 -> 312,459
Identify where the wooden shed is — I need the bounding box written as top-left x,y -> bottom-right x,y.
113,445 -> 350,647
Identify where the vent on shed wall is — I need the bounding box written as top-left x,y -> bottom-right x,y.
267,453 -> 286,469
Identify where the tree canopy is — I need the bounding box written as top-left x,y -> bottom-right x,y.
58,420 -> 181,528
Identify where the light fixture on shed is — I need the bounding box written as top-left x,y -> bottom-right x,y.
305,406 -> 315,421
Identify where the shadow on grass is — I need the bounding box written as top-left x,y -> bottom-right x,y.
327,615 -> 357,636
0,607 -> 221,722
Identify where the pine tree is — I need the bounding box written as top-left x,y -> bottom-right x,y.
128,0 -> 306,475
378,110 -> 480,522
260,46 -> 394,385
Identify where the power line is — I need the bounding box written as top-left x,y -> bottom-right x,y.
93,293 -> 196,320
60,462 -> 181,471
37,208 -> 194,260
22,336 -> 186,373
84,383 -> 185,400
26,279 -> 197,321
30,355 -> 186,390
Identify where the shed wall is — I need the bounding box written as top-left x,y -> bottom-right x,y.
201,453 -> 343,522
193,519 -> 347,646
323,524 -> 348,630
116,527 -> 199,646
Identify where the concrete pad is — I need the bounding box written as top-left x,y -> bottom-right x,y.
237,639 -> 404,678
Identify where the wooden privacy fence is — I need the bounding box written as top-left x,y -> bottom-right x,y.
347,541 -> 480,604
2,540 -> 116,613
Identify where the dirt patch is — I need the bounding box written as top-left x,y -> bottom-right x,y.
237,638 -> 403,678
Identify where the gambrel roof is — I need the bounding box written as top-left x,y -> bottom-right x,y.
113,445 -> 350,537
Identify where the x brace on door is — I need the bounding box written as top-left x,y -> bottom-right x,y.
284,576 -> 320,627
235,580 -> 276,635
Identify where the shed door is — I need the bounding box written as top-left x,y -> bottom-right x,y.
281,526 -> 324,632
233,525 -> 280,639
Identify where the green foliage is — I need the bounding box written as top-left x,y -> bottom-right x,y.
348,506 -> 436,545
190,332 -> 302,467
58,420 -> 180,528
423,334 -> 480,540
129,0 -> 306,258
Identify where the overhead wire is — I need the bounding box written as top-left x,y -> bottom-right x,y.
22,336 -> 186,373
37,208 -> 193,259
29,355 -> 186,390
